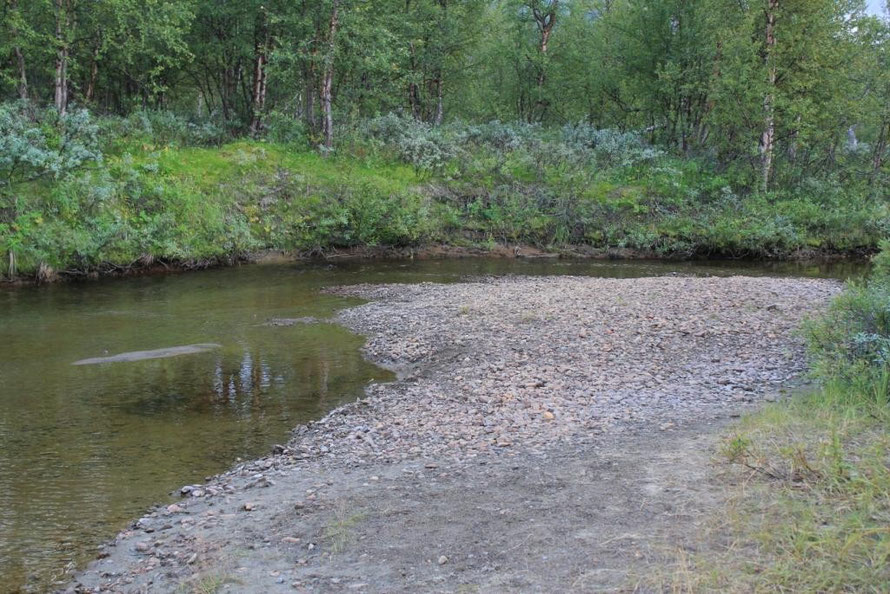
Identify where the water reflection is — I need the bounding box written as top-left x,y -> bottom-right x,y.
0,269 -> 391,592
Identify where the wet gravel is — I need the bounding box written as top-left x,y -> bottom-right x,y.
67,274 -> 841,593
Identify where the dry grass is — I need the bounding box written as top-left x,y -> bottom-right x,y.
647,385 -> 890,592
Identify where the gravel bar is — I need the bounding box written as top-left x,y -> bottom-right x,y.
68,274 -> 840,593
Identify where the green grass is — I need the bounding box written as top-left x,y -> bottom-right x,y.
151,141 -> 420,194
177,572 -> 235,594
2,119 -> 887,281
659,388 -> 890,592
650,256 -> 890,592
322,508 -> 366,554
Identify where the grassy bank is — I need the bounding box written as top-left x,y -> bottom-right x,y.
1,107 -> 887,281
660,247 -> 890,591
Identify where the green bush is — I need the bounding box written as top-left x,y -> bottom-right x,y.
362,114 -> 457,175
561,123 -> 663,168
100,110 -> 228,148
1,102 -> 887,281
805,245 -> 890,398
0,102 -> 102,185
264,111 -> 308,146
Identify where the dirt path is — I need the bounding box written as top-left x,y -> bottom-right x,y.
67,275 -> 840,593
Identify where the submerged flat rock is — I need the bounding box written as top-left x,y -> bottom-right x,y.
262,317 -> 319,327
72,343 -> 222,365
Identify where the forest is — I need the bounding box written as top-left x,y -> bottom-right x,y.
3,3 -> 890,592
1,0 -> 888,279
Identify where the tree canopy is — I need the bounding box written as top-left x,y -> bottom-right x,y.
1,0 -> 888,188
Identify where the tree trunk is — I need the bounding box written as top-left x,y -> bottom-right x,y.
434,77 -> 444,125
54,0 -> 70,115
433,0 -> 447,125
759,0 -> 778,193
409,82 -> 421,120
408,41 -> 421,119
321,0 -> 340,151
304,64 -> 317,130
9,0 -> 28,100
873,120 -> 888,175
305,22 -> 320,131
249,10 -> 269,136
14,45 -> 28,100
531,1 -> 558,122
85,38 -> 100,103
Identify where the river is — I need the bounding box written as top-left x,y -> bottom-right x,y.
0,257 -> 865,591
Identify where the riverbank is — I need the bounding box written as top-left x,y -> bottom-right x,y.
3,110 -> 886,282
67,274 -> 840,593
1,242 -> 872,287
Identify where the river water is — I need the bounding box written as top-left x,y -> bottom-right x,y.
0,257 -> 865,591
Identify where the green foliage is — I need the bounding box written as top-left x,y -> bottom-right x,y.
654,243 -> 890,593
108,111 -> 228,148
560,124 -> 663,168
2,107 -> 887,281
1,0 -> 887,193
0,102 -> 102,185
805,245 -> 890,395
686,390 -> 890,593
263,111 -> 308,146
363,114 -> 457,175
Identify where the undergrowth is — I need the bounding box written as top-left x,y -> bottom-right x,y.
652,247 -> 890,592
1,107 -> 887,281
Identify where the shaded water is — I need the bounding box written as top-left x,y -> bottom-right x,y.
0,257 -> 866,591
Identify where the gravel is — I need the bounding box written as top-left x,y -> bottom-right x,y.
300,275 -> 840,464
66,274 -> 841,593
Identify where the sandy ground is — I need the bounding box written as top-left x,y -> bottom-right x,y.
66,275 -> 840,593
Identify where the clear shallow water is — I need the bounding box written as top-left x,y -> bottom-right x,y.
0,257 -> 866,591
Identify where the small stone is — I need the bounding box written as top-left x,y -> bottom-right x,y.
438,555 -> 448,565
542,411 -> 555,421
134,542 -> 150,553
243,502 -> 257,511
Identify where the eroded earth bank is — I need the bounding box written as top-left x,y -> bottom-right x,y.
68,275 -> 840,593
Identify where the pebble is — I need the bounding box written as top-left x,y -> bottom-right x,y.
69,275 -> 841,592
320,276 -> 839,464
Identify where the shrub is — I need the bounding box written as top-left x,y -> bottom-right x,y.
561,123 -> 663,168
264,111 -> 308,146
456,120 -> 539,152
112,110 -> 228,147
805,245 -> 890,395
0,102 -> 102,186
363,114 -> 456,175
